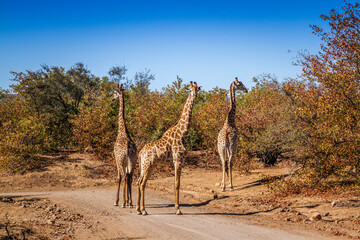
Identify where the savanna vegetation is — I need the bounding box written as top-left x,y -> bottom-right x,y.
0,2 -> 359,193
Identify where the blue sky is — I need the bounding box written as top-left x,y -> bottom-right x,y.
0,0 -> 348,91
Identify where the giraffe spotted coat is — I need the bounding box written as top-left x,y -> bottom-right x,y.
217,78 -> 247,192
137,81 -> 201,215
113,84 -> 137,208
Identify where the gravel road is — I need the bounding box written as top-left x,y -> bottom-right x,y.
1,189 -> 335,240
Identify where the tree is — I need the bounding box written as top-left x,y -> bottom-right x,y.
0,88 -> 7,100
10,63 -> 98,146
192,87 -> 228,150
237,74 -> 299,166
72,68 -> 157,157
284,2 -> 360,183
0,93 -> 52,172
71,82 -> 117,159
108,65 -> 129,87
130,69 -> 155,95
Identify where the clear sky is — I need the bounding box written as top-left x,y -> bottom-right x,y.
0,0 -> 349,91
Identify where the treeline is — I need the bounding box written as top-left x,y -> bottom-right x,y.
0,2 -> 359,189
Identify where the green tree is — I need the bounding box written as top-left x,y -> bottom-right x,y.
0,93 -> 52,172
130,69 -> 155,95
109,65 -> 129,87
72,67 -> 157,157
10,63 -> 98,146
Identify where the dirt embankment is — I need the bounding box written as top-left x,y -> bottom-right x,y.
0,151 -> 359,239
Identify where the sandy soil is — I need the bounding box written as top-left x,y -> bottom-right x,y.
0,151 -> 359,239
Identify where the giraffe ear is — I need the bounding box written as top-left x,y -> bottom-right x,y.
198,86 -> 202,91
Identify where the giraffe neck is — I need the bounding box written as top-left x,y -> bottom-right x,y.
227,83 -> 236,126
175,92 -> 196,139
117,92 -> 127,136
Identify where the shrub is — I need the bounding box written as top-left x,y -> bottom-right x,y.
284,2 -> 360,183
0,96 -> 53,172
71,85 -> 117,159
236,75 -> 300,166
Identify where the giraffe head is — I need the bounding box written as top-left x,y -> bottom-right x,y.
186,81 -> 201,97
233,77 -> 248,93
113,83 -> 125,100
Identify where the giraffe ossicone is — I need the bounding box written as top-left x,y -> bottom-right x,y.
136,81 -> 201,215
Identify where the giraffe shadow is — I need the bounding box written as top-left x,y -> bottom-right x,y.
231,174 -> 290,192
182,207 -> 279,216
146,196 -> 229,209
144,196 -> 279,216
147,204 -> 279,216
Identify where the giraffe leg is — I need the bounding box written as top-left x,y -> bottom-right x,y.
126,183 -> 129,206
136,176 -> 142,214
140,176 -> 148,215
218,148 -> 226,192
222,163 -> 227,192
125,173 -> 130,207
122,175 -> 127,208
137,170 -> 149,215
114,172 -> 122,206
174,161 -> 183,215
228,154 -> 234,191
125,173 -> 129,206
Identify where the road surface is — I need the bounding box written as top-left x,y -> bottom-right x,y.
1,189 -> 334,240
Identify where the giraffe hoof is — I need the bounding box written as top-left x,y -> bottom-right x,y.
229,188 -> 234,192
221,188 -> 225,192
121,204 -> 126,208
142,211 -> 148,216
176,209 -> 182,215
114,203 -> 119,206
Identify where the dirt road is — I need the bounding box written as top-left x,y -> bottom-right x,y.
1,188 -> 336,240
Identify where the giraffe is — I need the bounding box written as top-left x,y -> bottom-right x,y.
113,83 -> 137,208
217,77 -> 247,192
136,81 -> 201,215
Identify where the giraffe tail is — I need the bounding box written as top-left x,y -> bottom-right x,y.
125,172 -> 133,207
125,173 -> 131,190
225,160 -> 229,177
